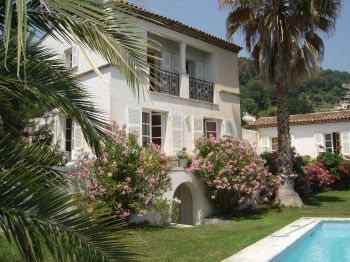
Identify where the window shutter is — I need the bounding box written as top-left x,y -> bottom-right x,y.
193,116 -> 204,140
127,107 -> 141,137
58,116 -> 66,150
172,113 -> 183,150
315,133 -> 325,155
341,132 -> 350,155
172,55 -> 180,73
162,52 -> 171,71
195,61 -> 204,80
260,136 -> 270,153
224,120 -> 234,136
71,45 -> 79,68
73,121 -> 84,150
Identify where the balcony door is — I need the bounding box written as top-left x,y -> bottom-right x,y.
186,60 -> 195,77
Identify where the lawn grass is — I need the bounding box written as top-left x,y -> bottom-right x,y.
2,190 -> 350,261
125,190 -> 350,261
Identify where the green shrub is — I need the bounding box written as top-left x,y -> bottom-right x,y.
152,197 -> 181,225
317,151 -> 350,189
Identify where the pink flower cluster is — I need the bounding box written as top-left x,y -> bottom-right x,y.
305,161 -> 333,189
190,136 -> 278,213
69,123 -> 171,219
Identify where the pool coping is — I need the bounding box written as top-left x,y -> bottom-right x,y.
222,217 -> 350,262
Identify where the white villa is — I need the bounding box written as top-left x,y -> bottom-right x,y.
40,4 -> 242,225
244,111 -> 350,158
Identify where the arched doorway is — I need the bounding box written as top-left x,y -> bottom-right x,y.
173,183 -> 193,225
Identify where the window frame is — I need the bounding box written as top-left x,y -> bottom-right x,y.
204,120 -> 218,138
142,111 -> 163,147
65,118 -> 73,152
271,137 -> 278,152
323,132 -> 341,153
64,48 -> 73,69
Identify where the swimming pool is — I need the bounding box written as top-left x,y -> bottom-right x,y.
272,220 -> 350,262
223,218 -> 350,262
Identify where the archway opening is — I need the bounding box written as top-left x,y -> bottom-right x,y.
173,183 -> 193,225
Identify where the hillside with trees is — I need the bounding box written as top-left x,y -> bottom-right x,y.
239,57 -> 350,117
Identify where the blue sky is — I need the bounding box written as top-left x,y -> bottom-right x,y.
132,0 -> 350,72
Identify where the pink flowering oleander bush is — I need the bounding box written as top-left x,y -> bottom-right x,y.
317,150 -> 350,189
69,123 -> 171,219
305,161 -> 333,191
189,136 -> 279,215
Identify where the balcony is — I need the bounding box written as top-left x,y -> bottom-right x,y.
189,77 -> 214,103
150,69 -> 180,96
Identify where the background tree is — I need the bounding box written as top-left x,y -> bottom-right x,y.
239,57 -> 350,116
221,0 -> 340,207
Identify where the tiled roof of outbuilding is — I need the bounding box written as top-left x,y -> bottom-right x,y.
247,110 -> 350,129
121,3 -> 242,53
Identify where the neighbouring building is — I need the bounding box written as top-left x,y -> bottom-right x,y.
40,3 -> 242,225
244,111 -> 350,158
336,94 -> 350,110
242,112 -> 257,124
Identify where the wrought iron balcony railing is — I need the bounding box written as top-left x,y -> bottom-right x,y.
150,69 -> 180,96
189,77 -> 214,103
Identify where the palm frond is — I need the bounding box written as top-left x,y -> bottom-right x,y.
0,137 -> 135,262
2,0 -> 156,93
0,34 -> 111,154
221,0 -> 340,84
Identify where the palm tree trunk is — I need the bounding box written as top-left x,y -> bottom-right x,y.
275,83 -> 303,207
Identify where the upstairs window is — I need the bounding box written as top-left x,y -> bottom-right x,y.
142,112 -> 162,146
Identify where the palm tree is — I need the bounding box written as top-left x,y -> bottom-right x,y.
0,0 -> 156,259
0,34 -> 137,261
0,34 -> 110,152
0,138 -> 134,262
220,0 -> 340,206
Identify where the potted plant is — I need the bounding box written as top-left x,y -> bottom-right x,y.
177,147 -> 189,168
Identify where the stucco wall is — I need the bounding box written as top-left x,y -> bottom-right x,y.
242,129 -> 260,152
106,64 -> 241,155
164,168 -> 213,225
142,19 -> 239,93
256,122 -> 350,157
130,168 -> 213,226
40,10 -> 241,158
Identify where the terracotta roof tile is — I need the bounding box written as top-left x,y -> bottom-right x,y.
247,110 -> 350,129
121,3 -> 242,53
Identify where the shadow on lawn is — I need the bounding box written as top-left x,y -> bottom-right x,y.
304,194 -> 345,206
222,205 -> 282,221
128,222 -> 174,231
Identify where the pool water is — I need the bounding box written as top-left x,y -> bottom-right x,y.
272,221 -> 350,262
